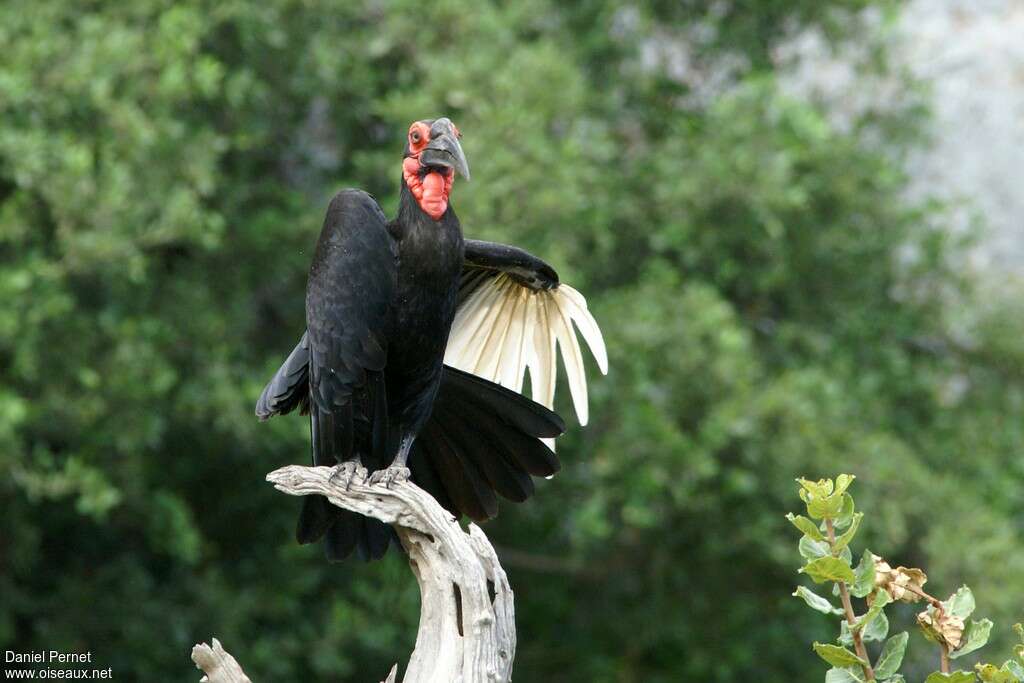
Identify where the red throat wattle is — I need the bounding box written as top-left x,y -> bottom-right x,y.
403,156 -> 453,221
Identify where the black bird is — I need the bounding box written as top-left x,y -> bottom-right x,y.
257,117 -> 607,561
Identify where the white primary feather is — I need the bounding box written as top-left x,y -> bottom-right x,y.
444,273 -> 608,429
446,283 -> 489,361
547,290 -> 588,425
558,285 -> 608,374
530,292 -> 557,408
473,278 -> 517,380
498,288 -> 529,390
448,275 -> 507,368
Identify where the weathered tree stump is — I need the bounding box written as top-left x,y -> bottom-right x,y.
192,464 -> 516,683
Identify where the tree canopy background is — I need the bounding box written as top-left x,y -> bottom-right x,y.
3,1 -> 1023,680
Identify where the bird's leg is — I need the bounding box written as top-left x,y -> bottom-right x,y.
329,455 -> 367,490
368,435 -> 414,488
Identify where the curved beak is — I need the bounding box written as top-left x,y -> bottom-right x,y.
420,118 -> 470,180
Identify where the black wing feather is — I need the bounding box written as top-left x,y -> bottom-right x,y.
306,189 -> 396,416
293,189 -> 397,559
439,365 -> 564,437
255,333 -> 310,420
417,417 -> 498,521
462,239 -> 560,292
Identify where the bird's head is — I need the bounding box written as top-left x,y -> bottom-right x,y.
402,117 -> 469,221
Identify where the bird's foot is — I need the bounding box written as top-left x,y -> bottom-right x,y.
368,466 -> 411,489
328,462 -> 367,490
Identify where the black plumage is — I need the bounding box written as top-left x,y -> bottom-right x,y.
258,118 -> 569,561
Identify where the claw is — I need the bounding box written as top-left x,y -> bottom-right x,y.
328,462 -> 365,490
368,466 -> 411,489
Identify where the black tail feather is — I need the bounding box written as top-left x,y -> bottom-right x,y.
357,517 -> 394,561
303,506 -> 395,562
296,495 -> 338,545
323,510 -> 359,561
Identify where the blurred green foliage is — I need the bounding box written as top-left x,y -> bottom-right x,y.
2,0 -> 1022,681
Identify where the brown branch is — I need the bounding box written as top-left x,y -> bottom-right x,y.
901,583 -> 943,608
826,519 -> 875,681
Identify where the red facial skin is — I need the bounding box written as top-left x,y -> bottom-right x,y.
403,121 -> 456,220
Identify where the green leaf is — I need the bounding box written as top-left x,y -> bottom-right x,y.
834,494 -> 857,530
851,550 -> 876,598
924,673 -> 977,683
806,494 -> 834,520
841,611 -> 889,646
951,619 -> 994,660
799,478 -> 845,520
826,667 -> 867,683
800,535 -> 832,561
855,589 -> 892,633
798,477 -> 834,499
833,512 -> 863,553
864,610 -> 890,643
802,556 -> 856,585
834,474 -> 856,497
1005,661 -> 1024,680
886,675 -> 907,683
944,586 -> 976,620
839,621 -> 853,646
814,642 -> 868,668
823,493 -> 847,519
787,513 -> 825,541
793,586 -> 844,615
874,632 -> 909,680
976,663 -> 1021,683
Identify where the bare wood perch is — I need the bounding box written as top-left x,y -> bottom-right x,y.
194,465 -> 516,682
191,638 -> 251,683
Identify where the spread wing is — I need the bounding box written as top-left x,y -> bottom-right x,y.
444,239 -> 607,427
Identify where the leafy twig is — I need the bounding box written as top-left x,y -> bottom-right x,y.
827,518 -> 876,681
790,474 -> 1021,683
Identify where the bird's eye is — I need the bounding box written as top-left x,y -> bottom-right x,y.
410,130 -> 421,143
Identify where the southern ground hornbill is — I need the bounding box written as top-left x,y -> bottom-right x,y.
256,117 -> 607,561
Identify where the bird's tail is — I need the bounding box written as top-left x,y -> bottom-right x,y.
298,496 -> 394,562
291,403 -> 396,562
299,373 -> 395,562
